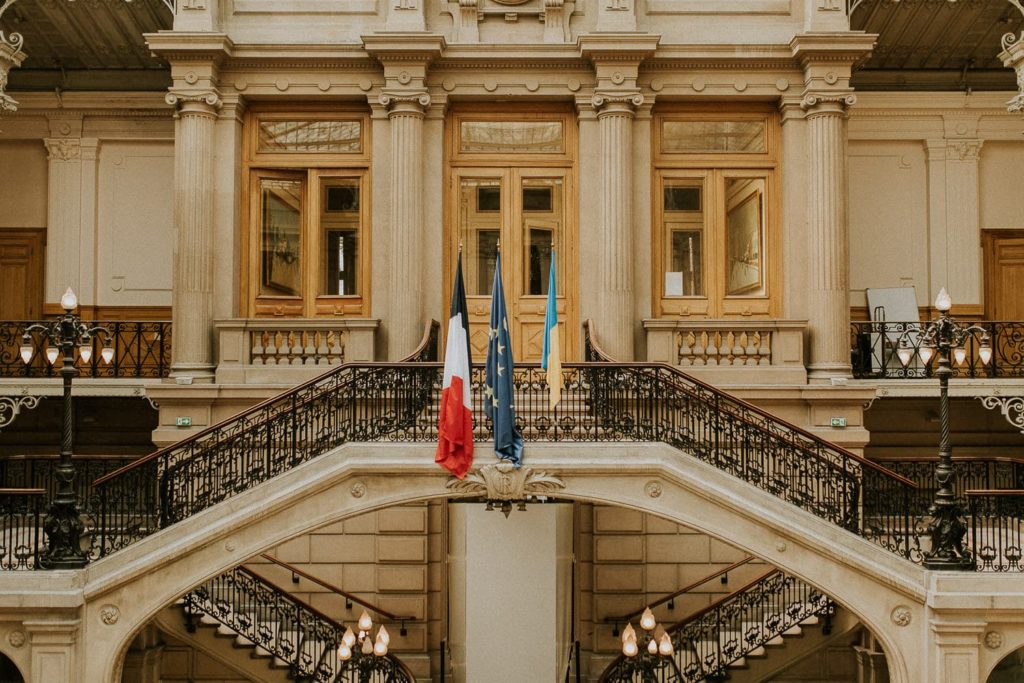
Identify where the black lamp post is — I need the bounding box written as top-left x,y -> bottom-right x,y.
20,287 -> 113,569
897,287 -> 992,571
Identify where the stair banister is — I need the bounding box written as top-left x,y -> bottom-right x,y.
259,553 -> 415,630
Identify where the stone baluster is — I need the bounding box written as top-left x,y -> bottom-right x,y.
167,89 -> 221,382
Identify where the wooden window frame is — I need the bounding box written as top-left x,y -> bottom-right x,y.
652,105 -> 781,319
242,106 -> 372,318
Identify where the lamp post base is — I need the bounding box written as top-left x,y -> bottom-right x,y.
39,502 -> 89,570
923,507 -> 976,572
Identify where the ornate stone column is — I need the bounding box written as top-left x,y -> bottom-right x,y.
167,88 -> 221,382
801,91 -> 854,380
579,34 -> 659,361
592,92 -> 642,360
792,34 -> 875,382
364,34 -> 445,358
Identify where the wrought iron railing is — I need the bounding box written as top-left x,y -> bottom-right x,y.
874,458 -> 1024,510
968,490 -> 1024,572
0,456 -> 139,570
184,565 -> 415,682
850,321 -> 1024,379
0,489 -> 45,570
1,321 -> 171,378
599,569 -> 833,683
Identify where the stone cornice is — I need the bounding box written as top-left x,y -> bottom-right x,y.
361,33 -> 446,63
578,32 -> 661,61
790,31 -> 877,67
144,32 -> 235,63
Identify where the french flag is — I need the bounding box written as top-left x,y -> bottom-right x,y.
436,251 -> 474,479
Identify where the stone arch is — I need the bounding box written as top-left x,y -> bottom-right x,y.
981,635 -> 1024,682
85,442 -> 923,683
0,649 -> 26,683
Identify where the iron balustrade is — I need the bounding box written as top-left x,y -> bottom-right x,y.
874,458 -> 1024,510
184,565 -> 415,683
968,490 -> 1024,572
599,570 -> 834,683
0,489 -> 46,570
850,321 -> 1024,379
0,321 -> 171,378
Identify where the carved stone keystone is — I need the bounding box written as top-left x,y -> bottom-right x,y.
446,461 -> 565,501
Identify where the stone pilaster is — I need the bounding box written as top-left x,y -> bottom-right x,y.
925,129 -> 983,312
930,620 -> 986,683
364,34 -> 445,358
24,619 -> 78,683
791,33 -> 875,382
43,121 -> 100,312
167,88 -> 222,382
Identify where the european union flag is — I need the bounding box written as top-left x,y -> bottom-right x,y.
485,249 -> 524,467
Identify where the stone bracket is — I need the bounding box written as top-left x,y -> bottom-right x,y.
446,461 -> 566,501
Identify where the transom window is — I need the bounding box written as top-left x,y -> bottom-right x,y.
244,108 -> 371,317
653,108 -> 779,318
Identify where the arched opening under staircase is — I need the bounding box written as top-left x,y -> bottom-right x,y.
987,647 -> 1024,683
106,475 -> 909,683
0,653 -> 25,683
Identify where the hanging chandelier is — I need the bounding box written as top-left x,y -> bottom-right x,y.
338,610 -> 391,661
620,606 -> 675,660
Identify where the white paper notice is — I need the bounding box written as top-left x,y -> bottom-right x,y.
665,272 -> 684,296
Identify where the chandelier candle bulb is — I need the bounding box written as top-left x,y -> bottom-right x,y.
640,607 -> 656,631
343,627 -> 356,648
622,623 -> 636,643
361,637 -> 373,655
378,625 -> 390,645
60,287 -> 78,312
358,610 -> 373,631
919,344 -> 934,365
659,633 -> 674,656
954,346 -> 967,365
45,347 -> 59,365
622,638 -> 639,657
79,344 -> 93,364
338,644 -> 352,661
647,638 -> 658,655
19,341 -> 32,365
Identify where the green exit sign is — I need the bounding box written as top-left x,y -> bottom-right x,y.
830,417 -> 847,428
175,416 -> 192,427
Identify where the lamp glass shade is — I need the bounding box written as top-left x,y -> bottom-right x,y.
358,610 -> 373,631
934,287 -> 952,312
896,345 -> 914,368
918,344 -> 934,365
60,287 -> 78,312
378,625 -> 390,645
953,346 -> 967,365
979,344 -> 992,365
45,347 -> 59,365
659,634 -> 674,656
373,638 -> 388,657
342,627 -> 356,648
647,638 -> 658,655
101,346 -> 115,364
622,624 -> 636,644
338,644 -> 352,661
640,607 -> 656,631
79,345 -> 92,363
361,638 -> 373,655
622,640 -> 638,657
19,344 -> 33,365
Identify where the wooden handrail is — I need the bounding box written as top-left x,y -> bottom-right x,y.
965,489 -> 1024,496
665,567 -> 781,635
0,488 -> 46,495
400,319 -> 440,362
584,318 -> 619,363
259,554 -> 415,622
605,556 -> 755,624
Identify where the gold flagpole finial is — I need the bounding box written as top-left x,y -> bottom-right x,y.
459,240 -> 463,254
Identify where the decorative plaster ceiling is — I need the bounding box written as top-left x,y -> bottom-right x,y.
1,0 -> 171,91
852,0 -> 1024,90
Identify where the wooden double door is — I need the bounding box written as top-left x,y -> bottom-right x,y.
447,167 -> 577,363
984,230 -> 1024,320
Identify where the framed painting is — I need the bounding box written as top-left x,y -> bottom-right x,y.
726,188 -> 763,296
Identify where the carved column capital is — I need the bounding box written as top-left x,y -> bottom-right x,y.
379,90 -> 431,116
800,91 -> 856,116
166,89 -> 223,117
945,139 -> 983,162
592,91 -> 644,116
44,138 -> 82,162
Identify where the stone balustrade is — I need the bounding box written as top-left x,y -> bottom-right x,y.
215,318 -> 379,384
643,319 -> 808,384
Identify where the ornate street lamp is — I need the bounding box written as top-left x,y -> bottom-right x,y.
336,610 -> 396,683
897,287 -> 992,571
20,287 -> 113,569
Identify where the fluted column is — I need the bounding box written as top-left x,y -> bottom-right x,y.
168,90 -> 221,382
802,93 -> 855,381
381,91 -> 429,357
593,93 -> 642,360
